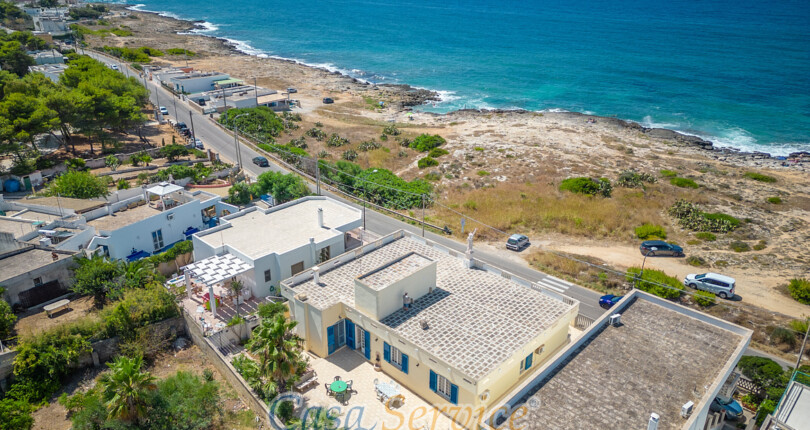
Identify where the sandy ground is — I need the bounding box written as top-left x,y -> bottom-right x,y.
85,9 -> 810,320
14,296 -> 96,339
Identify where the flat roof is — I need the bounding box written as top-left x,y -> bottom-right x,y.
287,233 -> 576,381
503,296 -> 749,430
0,247 -> 74,281
774,378 -> 810,430
214,78 -> 243,85
87,203 -> 162,232
0,218 -> 41,238
198,197 -> 361,259
19,196 -> 106,214
357,252 -> 433,291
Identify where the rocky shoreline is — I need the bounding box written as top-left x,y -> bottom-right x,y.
121,5 -> 807,169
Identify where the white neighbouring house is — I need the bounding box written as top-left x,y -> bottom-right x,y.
191,196 -> 362,299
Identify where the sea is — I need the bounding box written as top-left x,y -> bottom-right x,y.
123,0 -> 810,155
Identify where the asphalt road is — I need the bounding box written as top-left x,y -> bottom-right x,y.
89,52 -> 796,368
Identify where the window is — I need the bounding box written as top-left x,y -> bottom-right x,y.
33,277 -> 43,287
151,229 -> 164,251
390,346 -> 403,367
357,326 -> 366,352
264,269 -> 272,283
318,247 -> 330,263
291,261 -> 304,275
436,374 -> 452,399
520,352 -> 533,373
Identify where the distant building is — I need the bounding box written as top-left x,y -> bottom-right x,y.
280,229 -> 580,428
760,370 -> 810,430
26,7 -> 71,36
169,71 -> 231,94
0,245 -> 76,308
192,196 -> 362,298
488,290 -> 753,430
188,84 -> 294,113
31,50 -> 67,65
29,63 -> 69,83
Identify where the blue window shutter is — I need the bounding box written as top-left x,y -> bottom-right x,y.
401,354 -> 409,374
327,325 -> 335,355
346,320 -> 355,349
450,384 -> 459,405
526,353 -> 533,369
383,342 -> 391,362
429,370 -> 437,392
364,330 -> 371,360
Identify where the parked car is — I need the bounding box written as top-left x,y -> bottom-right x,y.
506,234 -> 530,251
322,97 -> 334,104
159,106 -> 169,115
639,240 -> 683,257
710,397 -> 743,419
287,87 -> 297,93
684,273 -> 736,299
599,294 -> 623,310
175,122 -> 187,130
252,156 -> 269,167
110,64 -> 118,71
192,138 -> 204,150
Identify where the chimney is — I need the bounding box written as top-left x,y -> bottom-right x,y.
317,207 -> 324,228
647,413 -> 660,430
313,266 -> 320,284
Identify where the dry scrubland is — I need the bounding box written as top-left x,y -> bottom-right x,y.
92,10 -> 809,324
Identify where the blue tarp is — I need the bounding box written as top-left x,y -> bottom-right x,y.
183,226 -> 199,236
126,250 -> 151,261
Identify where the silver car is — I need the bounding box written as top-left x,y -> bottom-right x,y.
506,234 -> 530,251
684,273 -> 736,299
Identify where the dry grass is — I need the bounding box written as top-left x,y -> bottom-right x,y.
527,251 -> 624,294
431,182 -> 676,242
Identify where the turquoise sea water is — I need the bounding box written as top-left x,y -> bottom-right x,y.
125,0 -> 810,155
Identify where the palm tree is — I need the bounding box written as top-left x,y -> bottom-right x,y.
228,279 -> 244,317
247,313 -> 302,392
98,355 -> 156,423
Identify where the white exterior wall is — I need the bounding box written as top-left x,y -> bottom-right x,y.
89,201 -> 208,260
171,75 -> 229,94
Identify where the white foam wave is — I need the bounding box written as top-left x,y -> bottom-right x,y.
436,90 -> 459,103
540,108 -> 570,113
219,37 -> 267,57
126,3 -> 183,20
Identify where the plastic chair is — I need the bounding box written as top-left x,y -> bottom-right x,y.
324,383 -> 332,396
373,378 -> 379,386
346,380 -> 354,393
334,375 -> 341,382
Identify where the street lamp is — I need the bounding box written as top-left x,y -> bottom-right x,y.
635,248 -> 653,289
231,113 -> 249,171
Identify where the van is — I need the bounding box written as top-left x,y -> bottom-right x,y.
684,273 -> 736,299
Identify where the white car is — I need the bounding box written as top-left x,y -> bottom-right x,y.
110,64 -> 119,71
684,273 -> 736,299
159,106 -> 169,115
192,138 -> 204,150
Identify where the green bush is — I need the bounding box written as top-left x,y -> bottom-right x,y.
626,267 -> 683,299
695,232 -> 716,241
342,149 -> 358,161
357,139 -> 381,151
166,48 -> 195,56
703,212 -> 741,228
634,223 -> 666,239
220,106 -> 286,142
559,177 -> 612,198
116,179 -> 129,190
250,171 -> 309,204
417,157 -> 438,169
409,134 -> 446,152
159,144 -> 189,162
668,200 -> 739,233
382,124 -> 400,136
428,147 -> 449,158
729,241 -> 750,252
617,170 -> 657,188
147,240 -> 193,264
659,169 -> 678,177
0,293 -> 16,340
738,356 -> 785,390
770,327 -> 797,348
744,172 -> 777,183
0,398 -> 33,430
670,177 -> 699,188
756,400 -> 776,426
45,171 -> 110,199
767,196 -> 782,204
693,290 -> 715,307
753,240 -> 767,251
787,278 -> 810,305
326,133 -> 350,147
685,256 -> 706,267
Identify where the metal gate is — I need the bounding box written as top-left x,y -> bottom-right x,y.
18,280 -> 67,308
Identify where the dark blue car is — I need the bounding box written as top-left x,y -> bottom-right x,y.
599,294 -> 623,310
640,240 -> 684,257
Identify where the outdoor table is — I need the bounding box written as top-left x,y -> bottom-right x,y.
330,380 -> 347,394
376,382 -> 400,399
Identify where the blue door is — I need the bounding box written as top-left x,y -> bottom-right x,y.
346,319 -> 355,349
327,320 -> 346,355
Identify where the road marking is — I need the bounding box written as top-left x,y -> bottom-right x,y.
535,278 -> 569,293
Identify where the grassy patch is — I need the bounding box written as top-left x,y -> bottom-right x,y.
787,278 -> 810,305
753,240 -> 767,251
660,169 -> 678,177
696,232 -> 716,241
685,255 -> 706,267
473,146 -> 485,152
560,177 -> 612,198
744,172 -> 777,183
670,177 -> 699,188
693,290 -> 716,307
417,157 -> 438,169
635,223 -> 666,239
767,196 -> 782,204
477,170 -> 490,176
729,241 -> 750,252
428,147 -> 449,158
626,267 -> 683,299
703,212 -> 741,229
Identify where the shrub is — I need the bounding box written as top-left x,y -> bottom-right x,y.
659,169 -> 678,177
305,127 -> 326,141
685,256 -> 706,267
463,200 -> 477,210
703,212 -> 741,229
382,124 -> 400,136
744,172 -> 777,183
116,179 -> 129,190
428,147 -> 449,158
342,149 -> 358,161
220,107 -> 285,141
753,240 -> 767,251
670,177 -> 699,188
473,146 -> 484,152
770,327 -> 797,348
693,290 -> 715,307
0,295 -> 16,340
626,267 -> 683,299
424,172 -> 441,181
477,170 -> 490,176
695,232 -> 716,241
786,278 -> 810,305
729,241 -> 750,252
617,170 -> 657,188
668,200 -> 739,233
0,398 -> 33,429
634,223 -> 666,239
559,177 -> 612,198
409,134 -> 446,152
357,139 -> 381,152
417,157 -> 438,169
756,400 -> 776,426
159,144 -> 189,162
767,196 -> 782,204
326,133 -> 350,147
166,48 -> 195,56
65,158 -> 86,171
45,171 -> 110,199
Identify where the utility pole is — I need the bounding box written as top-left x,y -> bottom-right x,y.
172,89 -> 177,114
188,109 -> 196,144
421,194 -> 426,237
315,163 -> 321,195
797,318 -> 810,370
253,77 -> 259,106
233,122 -> 241,171
636,249 -> 651,288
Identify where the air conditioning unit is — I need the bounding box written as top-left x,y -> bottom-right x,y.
681,401 -> 694,418
609,314 -> 622,326
535,344 -> 545,355
167,213 -> 174,220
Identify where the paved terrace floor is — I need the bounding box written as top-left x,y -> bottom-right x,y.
182,294 -> 263,334
303,348 -> 456,430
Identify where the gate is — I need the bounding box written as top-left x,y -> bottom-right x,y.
18,280 -> 67,308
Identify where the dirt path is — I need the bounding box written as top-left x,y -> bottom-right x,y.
549,242 -> 810,319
